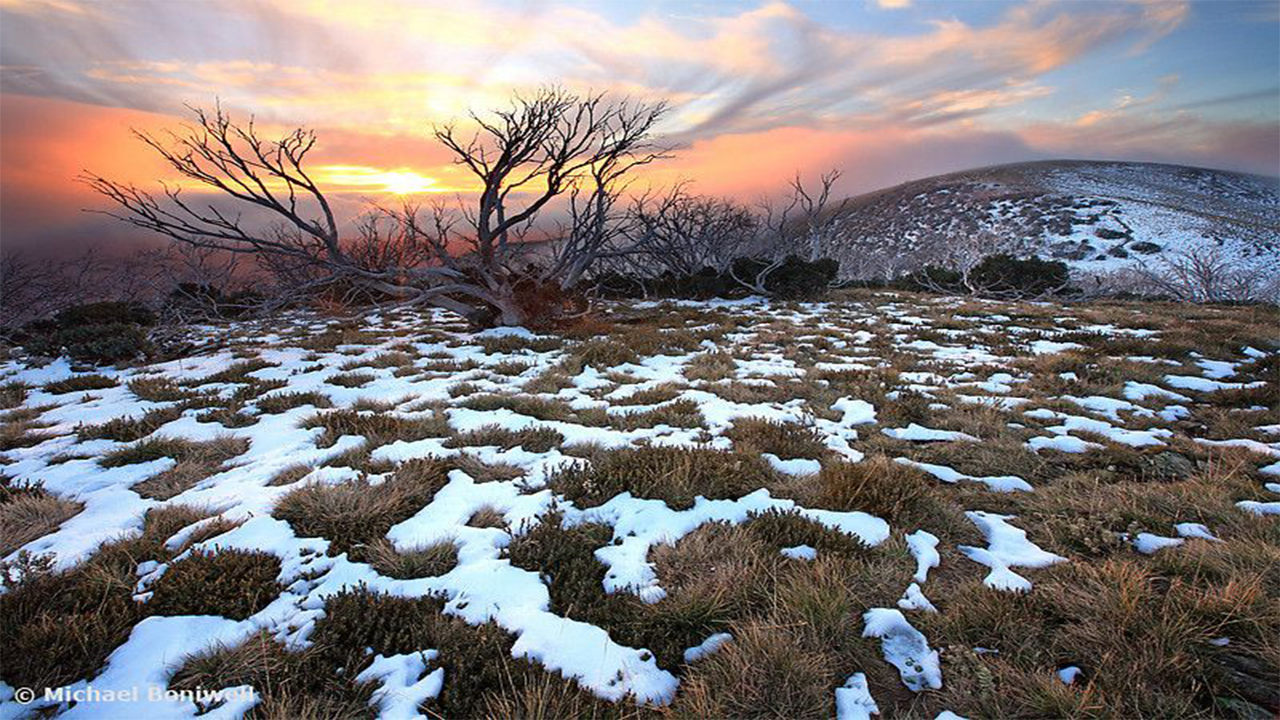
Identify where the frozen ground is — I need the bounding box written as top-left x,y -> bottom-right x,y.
0,291 -> 1277,718
824,160 -> 1280,283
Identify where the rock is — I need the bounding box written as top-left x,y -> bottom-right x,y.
1149,451 -> 1195,480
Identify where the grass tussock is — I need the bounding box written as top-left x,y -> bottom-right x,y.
0,487 -> 83,556
302,408 -> 450,448
364,537 -> 459,579
273,459 -> 451,558
123,436 -> 251,500
0,505 -> 225,690
44,373 -> 118,394
77,406 -> 183,442
548,446 -> 778,510
126,375 -> 188,402
326,370 -> 376,388
446,424 -> 565,453
726,417 -> 827,459
256,390 -> 334,414
0,406 -> 57,451
683,351 -> 736,381
0,382 -> 29,410
170,631 -> 374,719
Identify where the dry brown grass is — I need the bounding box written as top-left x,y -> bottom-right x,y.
725,417 -> 827,459
549,445 -> 778,510
274,458 -> 451,558
467,505 -> 507,529
364,537 -> 459,579
267,462 -> 314,487
683,351 -> 737,381
129,436 -> 251,500
0,405 -> 57,451
446,424 -> 564,453
0,491 -> 83,555
302,408 -> 450,448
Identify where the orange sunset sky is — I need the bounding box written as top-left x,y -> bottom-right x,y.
1,0 -> 1277,252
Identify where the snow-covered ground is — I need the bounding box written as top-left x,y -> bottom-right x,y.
1,293 -> 1276,718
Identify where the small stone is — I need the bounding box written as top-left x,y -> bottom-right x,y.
1150,451 -> 1195,480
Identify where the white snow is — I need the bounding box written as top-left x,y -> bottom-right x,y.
861,608 -> 942,692
835,673 -> 879,720
883,424 -> 977,442
906,530 -> 941,584
959,511 -> 1065,592
781,544 -> 817,561
683,632 -> 733,663
896,458 -> 1033,492
1132,532 -> 1184,554
355,652 -> 445,720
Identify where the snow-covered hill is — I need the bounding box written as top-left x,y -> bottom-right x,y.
824,160 -> 1280,281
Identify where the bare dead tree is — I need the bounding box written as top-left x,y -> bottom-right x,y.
1127,245 -> 1277,303
730,169 -> 847,295
84,91 -> 671,327
418,88 -> 670,324
1,248 -> 159,328
619,186 -> 758,277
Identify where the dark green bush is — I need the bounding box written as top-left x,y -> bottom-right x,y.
969,253 -> 1070,297
596,255 -> 840,301
55,301 -> 155,328
900,253 -> 1070,298
732,255 -> 840,300
22,324 -> 151,363
19,301 -> 156,363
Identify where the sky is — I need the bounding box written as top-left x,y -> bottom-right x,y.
1,0 -> 1277,251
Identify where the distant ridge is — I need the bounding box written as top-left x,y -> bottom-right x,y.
821,160 -> 1280,280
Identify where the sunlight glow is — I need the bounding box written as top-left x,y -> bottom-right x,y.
318,165 -> 444,194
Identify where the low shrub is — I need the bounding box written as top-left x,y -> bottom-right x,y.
19,301 -> 156,363
43,373 -> 118,394
548,446 -> 777,510
273,459 -> 451,557
147,549 -> 282,620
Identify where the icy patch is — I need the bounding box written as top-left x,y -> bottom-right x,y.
1195,359 -> 1237,379
1195,438 -> 1280,457
1027,435 -> 1102,454
764,454 -> 821,476
833,397 -> 877,426
1132,532 -> 1184,554
897,582 -> 938,613
861,608 -> 942,692
355,652 -> 445,720
1164,375 -> 1266,393
1175,523 -> 1220,541
835,673 -> 879,720
1058,666 -> 1081,685
1237,500 -> 1280,516
781,544 -> 817,561
883,424 -> 977,442
1063,395 -> 1153,423
896,458 -> 1033,492
906,530 -> 940,584
1029,340 -> 1084,355
1024,408 -> 1171,448
683,632 -> 733,663
959,511 -> 1065,592
1123,382 -> 1192,403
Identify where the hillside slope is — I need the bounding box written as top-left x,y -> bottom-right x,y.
823,160 -> 1280,280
